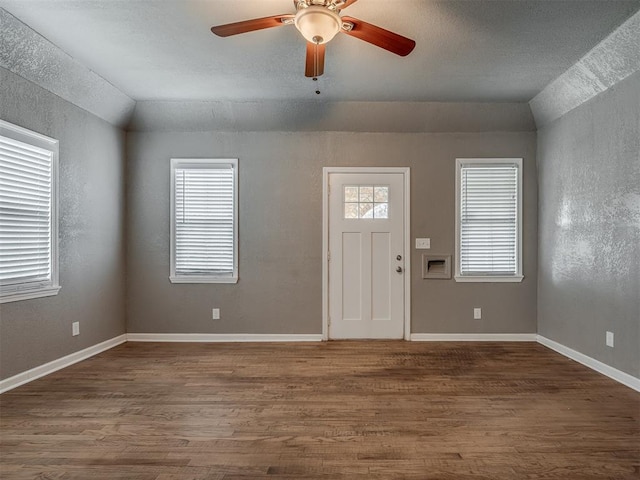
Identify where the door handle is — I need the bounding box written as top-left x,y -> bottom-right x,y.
396,266 -> 403,273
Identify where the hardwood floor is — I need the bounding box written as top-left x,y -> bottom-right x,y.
1,341 -> 638,479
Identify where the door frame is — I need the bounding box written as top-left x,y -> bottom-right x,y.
322,167 -> 411,341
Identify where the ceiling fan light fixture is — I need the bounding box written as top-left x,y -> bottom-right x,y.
294,6 -> 342,44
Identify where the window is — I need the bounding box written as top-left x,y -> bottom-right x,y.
0,120 -> 60,303
455,158 -> 523,282
344,185 -> 389,219
170,158 -> 238,283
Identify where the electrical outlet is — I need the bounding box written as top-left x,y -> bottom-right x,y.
473,308 -> 482,320
606,331 -> 614,348
72,322 -> 79,336
212,308 -> 220,320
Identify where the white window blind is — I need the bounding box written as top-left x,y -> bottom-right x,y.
457,159 -> 522,280
171,159 -> 238,283
0,120 -> 59,302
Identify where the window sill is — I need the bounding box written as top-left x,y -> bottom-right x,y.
454,275 -> 524,283
0,286 -> 61,304
169,276 -> 238,284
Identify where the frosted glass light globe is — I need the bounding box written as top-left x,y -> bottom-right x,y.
294,6 -> 342,44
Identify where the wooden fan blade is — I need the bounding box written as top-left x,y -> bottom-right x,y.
338,0 -> 359,9
305,42 -> 326,77
341,16 -> 416,56
211,14 -> 294,37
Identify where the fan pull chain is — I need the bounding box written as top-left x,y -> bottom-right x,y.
313,38 -> 321,95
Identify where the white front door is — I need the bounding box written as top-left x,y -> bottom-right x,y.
327,172 -> 406,339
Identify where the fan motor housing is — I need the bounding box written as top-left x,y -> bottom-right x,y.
296,1 -> 344,12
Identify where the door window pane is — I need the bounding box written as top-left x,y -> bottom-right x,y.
343,185 -> 389,219
359,203 -> 374,218
374,186 -> 388,202
344,186 -> 359,202
359,186 -> 373,202
344,203 -> 359,219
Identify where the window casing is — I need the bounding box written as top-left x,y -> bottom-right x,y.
455,158 -> 523,283
170,158 -> 238,283
0,120 -> 60,303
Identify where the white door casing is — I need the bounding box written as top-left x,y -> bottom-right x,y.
322,168 -> 410,340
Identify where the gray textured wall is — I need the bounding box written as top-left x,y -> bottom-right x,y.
129,101 -> 535,133
0,8 -> 135,127
0,67 -> 127,379
127,130 -> 537,335
537,71 -> 640,378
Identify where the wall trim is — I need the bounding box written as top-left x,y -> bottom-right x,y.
0,334 -> 127,394
411,333 -> 537,342
537,335 -> 640,393
126,333 -> 324,343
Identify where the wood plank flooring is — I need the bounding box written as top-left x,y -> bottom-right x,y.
1,341 -> 638,479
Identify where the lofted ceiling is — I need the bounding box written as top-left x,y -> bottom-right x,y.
1,0 -> 639,103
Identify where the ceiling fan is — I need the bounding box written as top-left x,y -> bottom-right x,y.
210,0 -> 416,78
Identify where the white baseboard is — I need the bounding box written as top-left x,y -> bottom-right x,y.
0,334 -> 127,394
537,335 -> 640,393
126,333 -> 324,342
4,332 -> 636,394
411,333 -> 537,342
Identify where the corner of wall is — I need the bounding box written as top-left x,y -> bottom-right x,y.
0,7 -> 136,128
529,9 -> 640,130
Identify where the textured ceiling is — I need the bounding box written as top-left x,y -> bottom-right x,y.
1,0 -> 639,102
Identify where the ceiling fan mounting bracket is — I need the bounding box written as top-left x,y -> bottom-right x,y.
295,0 -> 344,13
341,22 -> 354,32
